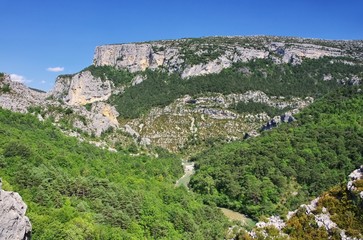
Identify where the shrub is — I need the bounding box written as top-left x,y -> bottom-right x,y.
1,83 -> 11,93
3,142 -> 32,158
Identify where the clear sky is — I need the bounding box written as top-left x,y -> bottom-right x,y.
1,0 -> 362,91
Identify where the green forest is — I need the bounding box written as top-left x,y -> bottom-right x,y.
190,86 -> 363,220
100,57 -> 363,119
0,109 -> 228,239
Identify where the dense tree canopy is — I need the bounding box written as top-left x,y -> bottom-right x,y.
0,108 -> 228,239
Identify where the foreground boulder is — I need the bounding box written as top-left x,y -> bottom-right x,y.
0,179 -> 31,240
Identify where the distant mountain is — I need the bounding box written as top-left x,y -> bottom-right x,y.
2,36 -> 363,154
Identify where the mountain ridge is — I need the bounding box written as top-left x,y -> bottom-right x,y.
2,35 -> 363,154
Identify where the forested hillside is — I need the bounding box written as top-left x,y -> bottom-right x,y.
0,109 -> 228,239
190,86 -> 363,220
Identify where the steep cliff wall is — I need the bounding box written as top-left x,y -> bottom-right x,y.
93,36 -> 359,79
51,70 -> 112,106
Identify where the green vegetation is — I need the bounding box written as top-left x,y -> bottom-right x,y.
57,74 -> 75,78
84,103 -> 92,111
189,86 -> 363,220
1,83 -> 11,93
85,65 -> 135,86
109,70 -> 182,118
0,108 -> 228,239
179,39 -> 225,65
283,208 -> 330,240
0,72 -> 10,93
29,104 -> 87,132
283,183 -> 363,239
106,57 -> 363,119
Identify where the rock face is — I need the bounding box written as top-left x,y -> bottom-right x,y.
180,47 -> 268,78
51,70 -> 112,105
94,43 -> 183,73
0,73 -> 119,138
46,71 -> 120,137
93,36 -> 362,79
0,74 -> 46,113
0,179 -> 32,240
347,165 -> 363,199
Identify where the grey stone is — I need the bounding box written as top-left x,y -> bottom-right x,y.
0,178 -> 32,240
131,75 -> 146,86
92,37 -> 358,79
50,70 -> 112,106
0,74 -> 46,113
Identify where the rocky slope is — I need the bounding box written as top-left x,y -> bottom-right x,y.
121,91 -> 312,151
0,73 -> 46,113
0,73 -> 119,137
242,166 -> 363,240
0,179 -> 32,240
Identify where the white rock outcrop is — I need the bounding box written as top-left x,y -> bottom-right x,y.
347,165 -> 363,199
0,74 -> 46,113
94,43 -> 183,73
0,179 -> 32,240
51,71 -> 112,106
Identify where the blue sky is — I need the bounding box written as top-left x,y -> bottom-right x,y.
1,0 -> 362,91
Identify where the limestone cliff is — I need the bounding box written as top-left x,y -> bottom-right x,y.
94,43 -> 183,73
51,70 -> 112,106
93,36 -> 362,78
0,179 -> 32,240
